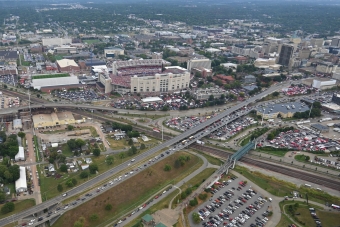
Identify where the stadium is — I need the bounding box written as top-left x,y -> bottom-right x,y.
98,59 -> 190,94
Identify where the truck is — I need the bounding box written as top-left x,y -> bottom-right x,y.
196,140 -> 205,145
51,143 -> 58,148
319,118 -> 332,122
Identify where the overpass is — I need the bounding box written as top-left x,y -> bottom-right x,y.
218,141 -> 255,174
0,84 -> 285,226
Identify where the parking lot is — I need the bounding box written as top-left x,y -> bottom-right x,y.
0,74 -> 17,86
190,175 -> 272,227
53,89 -> 106,102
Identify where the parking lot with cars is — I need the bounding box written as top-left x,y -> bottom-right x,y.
0,74 -> 17,86
191,176 -> 272,227
52,89 -> 106,102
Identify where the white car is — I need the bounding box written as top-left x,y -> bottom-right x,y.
28,223 -> 33,226
30,219 -> 35,223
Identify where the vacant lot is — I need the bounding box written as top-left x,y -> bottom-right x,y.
32,73 -> 69,79
0,199 -> 35,219
52,151 -> 201,227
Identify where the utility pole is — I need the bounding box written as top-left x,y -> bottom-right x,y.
308,102 -> 314,118
162,124 -> 164,141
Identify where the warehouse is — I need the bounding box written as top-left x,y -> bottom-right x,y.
32,111 -> 76,128
56,59 -> 80,72
31,76 -> 82,92
311,124 -> 329,133
256,102 -> 310,119
15,166 -> 27,193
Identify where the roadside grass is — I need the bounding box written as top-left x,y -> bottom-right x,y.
255,148 -> 289,157
316,209 -> 340,227
180,168 -> 216,194
52,151 -> 201,227
276,212 -> 296,227
194,151 -> 224,166
0,199 -> 36,219
116,112 -> 168,120
4,222 -> 17,227
33,135 -> 41,161
32,73 -> 69,80
234,165 -> 340,204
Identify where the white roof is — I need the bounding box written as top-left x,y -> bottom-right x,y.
15,147 -> 25,161
13,119 -> 22,128
141,97 -> 163,103
15,166 -> 27,192
31,76 -> 79,90
57,59 -> 78,68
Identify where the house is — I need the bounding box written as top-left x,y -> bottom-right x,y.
81,145 -> 89,152
132,138 -> 138,143
105,126 -> 113,133
141,214 -> 155,226
113,131 -> 126,140
85,158 -> 92,164
48,164 -> 55,173
142,135 -> 149,142
244,75 -> 256,84
81,164 -> 89,170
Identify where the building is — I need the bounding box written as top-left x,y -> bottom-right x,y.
332,93 -> 340,106
277,44 -> 295,67
299,48 -> 311,59
0,51 -> 18,62
130,66 -> 190,93
310,38 -> 324,48
254,58 -> 281,70
244,75 -> 256,84
311,124 -> 329,133
256,102 -> 310,119
32,111 -> 76,128
42,38 -> 72,46
13,119 -> 22,129
316,62 -> 337,74
15,166 -> 27,193
31,76 -> 82,92
331,37 -> 340,47
104,47 -> 124,58
187,58 -> 212,71
15,147 -> 25,161
312,78 -> 337,90
141,214 -> 155,226
30,44 -> 43,53
56,59 -> 80,72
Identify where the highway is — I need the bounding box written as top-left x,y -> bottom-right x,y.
0,84 -> 285,226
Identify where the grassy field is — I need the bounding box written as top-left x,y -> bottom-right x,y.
32,73 -> 69,79
194,151 -> 224,166
83,39 -> 100,44
0,199 -> 36,219
52,151 -> 202,227
276,213 -> 296,227
20,55 -> 31,66
234,165 -> 340,205
255,148 -> 289,157
116,112 -> 169,120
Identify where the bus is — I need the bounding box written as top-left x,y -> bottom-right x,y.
331,204 -> 340,209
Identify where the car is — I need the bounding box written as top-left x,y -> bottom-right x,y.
21,223 -> 27,226
62,193 -> 67,197
30,219 -> 35,223
118,220 -> 122,224
28,223 -> 33,226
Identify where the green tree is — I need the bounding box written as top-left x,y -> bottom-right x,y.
192,212 -> 201,224
128,138 -> 133,146
75,139 -> 86,148
93,148 -> 101,157
89,163 -> 98,174
72,178 -> 77,186
80,171 -> 89,179
164,164 -> 172,171
305,156 -> 310,162
89,213 -> 99,221
1,202 -> 14,214
57,184 -> 63,192
67,139 -> 77,150
67,125 -> 75,131
267,133 -> 275,140
140,143 -> 146,150
105,204 -> 112,211
60,164 -> 68,172
106,155 -> 114,165
66,179 -> 74,187
73,221 -> 83,227
17,132 -> 26,139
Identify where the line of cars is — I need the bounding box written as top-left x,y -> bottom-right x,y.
195,176 -> 271,227
52,90 -> 106,102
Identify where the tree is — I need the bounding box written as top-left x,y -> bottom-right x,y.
66,179 -> 74,187
57,184 -> 63,192
60,164 -> 68,172
89,163 -> 98,174
89,214 -> 99,221
106,155 -> 114,165
1,202 -> 14,214
305,156 -> 310,161
17,132 -> 25,139
267,133 -> 275,140
75,139 -> 86,148
93,148 -> 101,157
80,171 -> 89,179
73,221 -> 84,227
72,178 -> 77,186
67,125 -> 74,131
140,143 -> 146,150
192,212 -> 201,224
119,152 -> 125,160
67,139 -> 77,150
273,91 -> 280,97
128,138 -> 133,146
105,204 -> 112,211
164,164 -> 172,171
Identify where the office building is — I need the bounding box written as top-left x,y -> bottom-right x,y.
187,58 -> 211,71
277,44 -> 295,67
331,38 -> 340,47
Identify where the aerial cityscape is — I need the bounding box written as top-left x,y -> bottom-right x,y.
0,0 -> 340,227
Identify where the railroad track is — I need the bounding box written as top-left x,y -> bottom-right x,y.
1,89 -> 47,104
192,144 -> 340,191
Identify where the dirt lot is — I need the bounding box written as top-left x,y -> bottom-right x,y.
52,151 -> 199,227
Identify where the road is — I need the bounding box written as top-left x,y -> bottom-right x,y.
0,84 -> 285,226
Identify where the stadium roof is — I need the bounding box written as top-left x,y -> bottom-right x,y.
57,59 -> 78,68
31,76 -> 79,89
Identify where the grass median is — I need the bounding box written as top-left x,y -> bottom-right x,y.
52,151 -> 202,227
0,199 -> 36,219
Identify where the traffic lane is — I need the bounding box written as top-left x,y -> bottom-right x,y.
190,178 -> 271,227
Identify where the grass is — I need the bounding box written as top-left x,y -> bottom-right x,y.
116,112 -> 169,120
32,73 -> 69,80
52,151 -> 202,227
295,154 -> 308,162
0,199 -> 36,219
33,135 -> 41,162
255,148 -> 290,157
20,54 -> 31,66
234,165 -> 340,205
276,212 -> 297,227
195,151 -> 224,166
180,168 -> 216,193
294,154 -> 339,171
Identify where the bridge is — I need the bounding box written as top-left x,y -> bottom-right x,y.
0,84 -> 285,227
218,141 -> 255,174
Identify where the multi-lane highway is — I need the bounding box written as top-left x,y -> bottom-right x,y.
0,84 -> 285,226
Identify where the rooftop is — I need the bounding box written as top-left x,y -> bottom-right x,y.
57,59 -> 79,68
142,214 -> 154,222
311,124 -> 329,131
31,76 -> 79,89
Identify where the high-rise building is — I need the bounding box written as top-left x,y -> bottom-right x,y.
310,38 -> 324,48
331,38 -> 340,47
277,44 -> 295,67
187,58 -> 212,71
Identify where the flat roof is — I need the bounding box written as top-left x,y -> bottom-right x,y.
56,111 -> 75,122
15,147 -> 25,160
32,114 -> 54,126
141,97 -> 163,103
57,59 -> 78,68
256,102 -> 310,114
311,124 -> 329,131
31,76 -> 79,89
